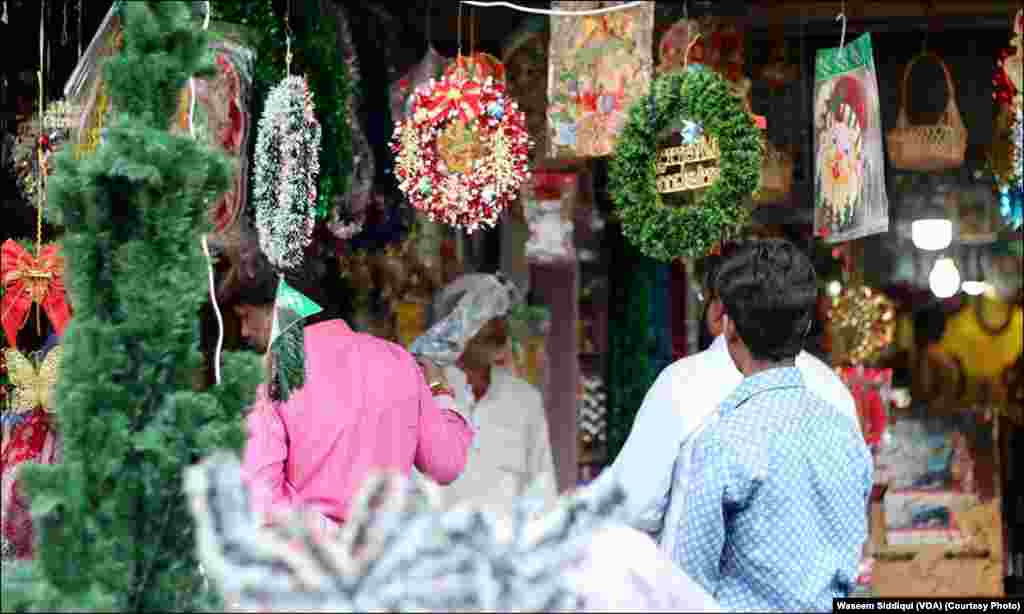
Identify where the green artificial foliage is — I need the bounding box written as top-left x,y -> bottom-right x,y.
605,225 -> 657,462
214,0 -> 352,221
0,3 -> 261,611
608,68 -> 763,261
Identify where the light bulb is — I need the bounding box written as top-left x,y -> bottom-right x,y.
911,219 -> 953,251
827,280 -> 843,297
929,257 -> 961,298
961,281 -> 989,296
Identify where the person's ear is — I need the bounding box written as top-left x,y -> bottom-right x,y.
722,312 -> 739,343
707,298 -> 724,326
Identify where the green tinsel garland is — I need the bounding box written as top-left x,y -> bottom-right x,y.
214,0 -> 352,221
605,225 -> 656,462
608,68 -> 762,261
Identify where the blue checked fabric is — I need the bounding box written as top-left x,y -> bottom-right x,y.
675,367 -> 872,612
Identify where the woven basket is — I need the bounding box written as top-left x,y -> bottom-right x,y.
886,52 -> 967,172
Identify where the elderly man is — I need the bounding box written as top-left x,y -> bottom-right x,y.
411,274 -> 557,513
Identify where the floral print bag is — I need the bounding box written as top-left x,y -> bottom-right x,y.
546,1 -> 653,159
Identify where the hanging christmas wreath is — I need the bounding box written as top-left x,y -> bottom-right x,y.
389,72 -> 532,233
253,75 -> 322,271
608,67 -> 762,261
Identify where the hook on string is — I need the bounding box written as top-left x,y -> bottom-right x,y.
836,3 -> 847,52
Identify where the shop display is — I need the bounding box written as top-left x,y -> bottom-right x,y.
656,17 -> 751,110
608,68 -> 762,261
1,347 -> 62,560
252,75 -> 322,272
875,411 -> 995,496
390,70 -> 532,232
0,5 -> 263,610
1,240 -> 71,349
828,285 -> 896,367
887,52 -> 968,172
837,367 -> 892,449
546,1 -> 654,159
522,171 -> 577,265
577,375 -> 607,447
814,33 -> 890,243
170,37 -> 255,234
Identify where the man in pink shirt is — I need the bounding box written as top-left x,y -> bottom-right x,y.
220,240 -> 474,528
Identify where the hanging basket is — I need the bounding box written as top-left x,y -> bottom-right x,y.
886,52 -> 967,172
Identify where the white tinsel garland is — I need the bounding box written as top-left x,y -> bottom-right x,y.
253,75 -> 322,271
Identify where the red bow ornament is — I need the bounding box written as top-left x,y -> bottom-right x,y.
1,240 -> 72,347
416,74 -> 484,125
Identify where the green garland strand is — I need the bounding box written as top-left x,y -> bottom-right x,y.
214,0 -> 351,221
608,68 -> 762,261
605,225 -> 656,462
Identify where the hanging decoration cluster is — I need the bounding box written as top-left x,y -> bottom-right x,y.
828,285 -> 896,367
993,9 -> 1023,230
253,75 -> 322,271
390,71 -> 532,232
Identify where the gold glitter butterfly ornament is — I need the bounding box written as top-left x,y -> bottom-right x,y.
3,347 -> 62,413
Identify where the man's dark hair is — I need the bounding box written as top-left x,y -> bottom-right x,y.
217,228 -> 347,324
714,238 -> 818,362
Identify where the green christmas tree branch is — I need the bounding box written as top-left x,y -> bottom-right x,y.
1,3 -> 261,611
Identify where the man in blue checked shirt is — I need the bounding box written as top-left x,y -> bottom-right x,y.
675,239 -> 872,612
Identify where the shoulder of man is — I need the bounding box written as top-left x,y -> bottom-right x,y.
795,350 -> 858,419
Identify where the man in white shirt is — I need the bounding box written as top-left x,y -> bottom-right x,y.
591,246 -> 859,552
415,274 -> 558,514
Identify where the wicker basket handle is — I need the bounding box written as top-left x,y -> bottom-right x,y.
896,52 -> 964,131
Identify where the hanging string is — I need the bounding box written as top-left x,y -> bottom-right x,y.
62,0 -> 68,46
426,0 -> 432,45
193,0 -> 223,385
77,0 -> 82,59
457,1 -> 464,60
460,0 -> 645,16
836,0 -> 847,52
201,236 -> 224,385
36,0 -> 47,336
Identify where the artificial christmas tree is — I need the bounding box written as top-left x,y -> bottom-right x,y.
0,2 -> 262,611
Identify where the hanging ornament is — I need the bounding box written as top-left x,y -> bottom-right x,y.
828,285 -> 896,367
2,347 -> 62,414
390,71 -> 532,233
577,375 -> 607,446
1,241 -> 72,348
253,75 -> 322,271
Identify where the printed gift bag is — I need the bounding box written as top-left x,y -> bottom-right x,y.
813,33 -> 889,243
546,1 -> 654,159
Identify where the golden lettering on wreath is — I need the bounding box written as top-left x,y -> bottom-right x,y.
655,135 -> 720,194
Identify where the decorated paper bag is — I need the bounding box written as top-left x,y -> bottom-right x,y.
523,172 -> 577,265
546,1 -> 654,159
813,33 -> 889,243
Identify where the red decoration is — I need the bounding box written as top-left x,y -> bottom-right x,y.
390,70 -> 532,232
1,240 -> 72,347
837,367 -> 892,448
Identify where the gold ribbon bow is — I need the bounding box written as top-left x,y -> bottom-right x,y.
3,347 -> 62,413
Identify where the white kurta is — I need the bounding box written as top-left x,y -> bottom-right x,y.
439,366 -> 558,514
589,335 -> 860,558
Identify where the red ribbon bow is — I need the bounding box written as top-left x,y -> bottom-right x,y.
420,74 -> 484,124
1,240 -> 72,347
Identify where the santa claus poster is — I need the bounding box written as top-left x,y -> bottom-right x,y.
813,33 -> 889,243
